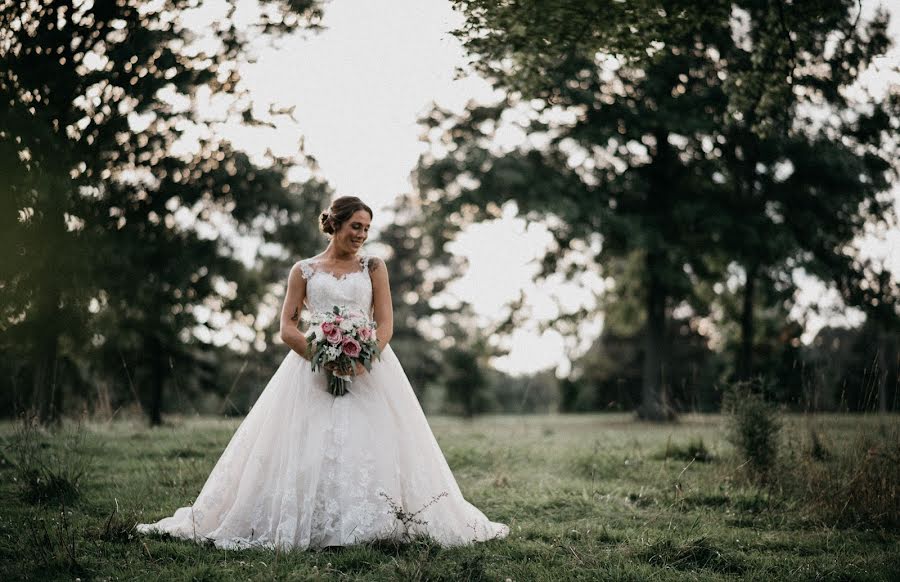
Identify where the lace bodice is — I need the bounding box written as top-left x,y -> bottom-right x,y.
299,255 -> 373,316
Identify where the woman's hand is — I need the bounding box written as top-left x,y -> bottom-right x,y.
324,361 -> 367,376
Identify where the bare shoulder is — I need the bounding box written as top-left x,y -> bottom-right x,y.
366,257 -> 390,290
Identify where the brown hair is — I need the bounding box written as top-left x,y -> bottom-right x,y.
320,196 -> 373,235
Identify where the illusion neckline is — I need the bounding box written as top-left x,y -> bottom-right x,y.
310,269 -> 369,283
302,255 -> 371,282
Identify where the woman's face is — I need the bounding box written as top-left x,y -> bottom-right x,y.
334,209 -> 371,254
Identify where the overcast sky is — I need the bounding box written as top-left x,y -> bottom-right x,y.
206,0 -> 899,375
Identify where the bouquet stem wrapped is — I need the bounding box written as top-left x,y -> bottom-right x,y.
305,305 -> 380,396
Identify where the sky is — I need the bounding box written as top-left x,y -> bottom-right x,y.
202,0 -> 899,376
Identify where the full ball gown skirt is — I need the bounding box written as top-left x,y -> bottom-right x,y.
136,256 -> 509,550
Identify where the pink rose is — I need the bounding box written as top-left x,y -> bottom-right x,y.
334,315 -> 343,323
358,327 -> 372,341
342,337 -> 361,358
321,321 -> 334,334
326,328 -> 343,345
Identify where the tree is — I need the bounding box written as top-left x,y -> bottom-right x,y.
803,321 -> 899,412
1,0 -> 327,423
443,346 -> 487,418
374,192 -> 509,414
371,194 -> 455,402
417,2 -> 899,419
708,4 -> 898,380
416,17 -> 735,420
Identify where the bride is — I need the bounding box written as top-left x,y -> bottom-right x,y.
136,196 -> 510,550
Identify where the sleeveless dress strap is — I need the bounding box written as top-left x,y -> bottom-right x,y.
359,255 -> 371,271
298,259 -> 315,280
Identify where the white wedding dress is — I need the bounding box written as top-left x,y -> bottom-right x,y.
136,254 -> 509,550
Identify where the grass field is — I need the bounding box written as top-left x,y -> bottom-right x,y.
1,413 -> 898,581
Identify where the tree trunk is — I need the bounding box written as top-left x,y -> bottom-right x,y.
30,283 -> 62,424
31,331 -> 61,424
149,335 -> 166,426
738,263 -> 758,380
876,328 -> 889,414
637,250 -> 675,421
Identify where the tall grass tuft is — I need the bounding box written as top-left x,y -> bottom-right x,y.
788,423 -> 900,529
655,437 -> 714,463
24,504 -> 86,576
722,379 -> 781,480
807,427 -> 831,461
638,536 -> 745,575
5,416 -> 93,506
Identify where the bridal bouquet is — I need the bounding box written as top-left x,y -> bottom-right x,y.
305,306 -> 380,396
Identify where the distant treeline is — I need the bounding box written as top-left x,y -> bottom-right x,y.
2,1 -> 898,423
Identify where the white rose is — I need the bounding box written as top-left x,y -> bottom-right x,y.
339,318 -> 354,332
312,326 -> 325,342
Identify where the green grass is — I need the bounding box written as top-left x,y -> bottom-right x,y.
1,413 -> 898,581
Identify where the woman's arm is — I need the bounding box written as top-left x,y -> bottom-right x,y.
279,262 -> 312,360
369,257 -> 393,352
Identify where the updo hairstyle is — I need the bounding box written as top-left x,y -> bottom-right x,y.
319,196 -> 373,235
